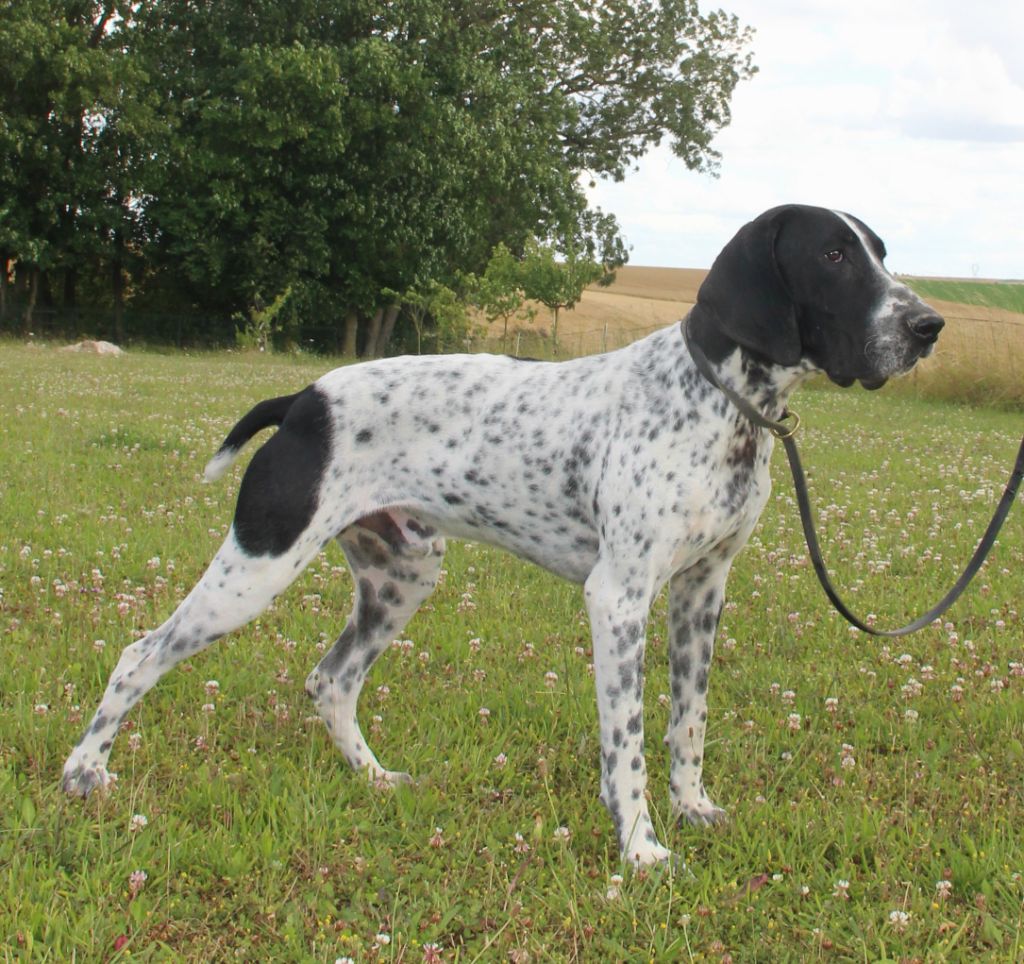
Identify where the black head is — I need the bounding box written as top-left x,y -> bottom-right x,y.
691,204 -> 944,388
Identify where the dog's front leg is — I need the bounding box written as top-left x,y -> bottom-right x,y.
666,559 -> 731,826
584,563 -> 670,867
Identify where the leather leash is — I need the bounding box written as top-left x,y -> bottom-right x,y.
683,318 -> 1024,637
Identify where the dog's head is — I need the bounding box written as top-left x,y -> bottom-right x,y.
693,204 -> 943,389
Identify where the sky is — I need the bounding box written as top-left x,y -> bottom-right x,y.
586,0 -> 1024,279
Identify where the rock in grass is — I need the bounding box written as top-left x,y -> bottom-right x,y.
60,340 -> 125,356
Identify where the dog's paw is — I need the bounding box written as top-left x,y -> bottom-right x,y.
370,769 -> 414,790
62,762 -> 115,798
675,800 -> 728,828
624,839 -> 673,868
303,671 -> 322,700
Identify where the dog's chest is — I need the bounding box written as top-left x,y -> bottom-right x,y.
639,419 -> 775,572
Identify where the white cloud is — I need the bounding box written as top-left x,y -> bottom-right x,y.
587,2 -> 1024,278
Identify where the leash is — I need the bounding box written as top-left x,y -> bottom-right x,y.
683,319 -> 1024,637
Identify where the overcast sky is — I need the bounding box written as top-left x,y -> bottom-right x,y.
587,0 -> 1024,279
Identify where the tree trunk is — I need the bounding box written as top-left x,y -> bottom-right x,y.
23,266 -> 39,333
112,228 -> 125,343
374,304 -> 400,357
63,266 -> 78,313
0,256 -> 9,326
363,307 -> 384,358
341,311 -> 359,356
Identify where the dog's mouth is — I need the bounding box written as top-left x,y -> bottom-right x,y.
827,373 -> 887,390
827,338 -> 935,392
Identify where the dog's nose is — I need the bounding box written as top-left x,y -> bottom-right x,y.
908,313 -> 944,343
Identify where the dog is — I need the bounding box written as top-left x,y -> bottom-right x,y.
63,204 -> 943,866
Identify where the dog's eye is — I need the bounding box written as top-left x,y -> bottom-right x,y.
825,249 -> 844,263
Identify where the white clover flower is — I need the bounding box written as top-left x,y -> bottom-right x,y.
888,909 -> 910,932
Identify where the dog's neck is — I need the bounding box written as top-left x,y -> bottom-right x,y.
681,307 -> 813,423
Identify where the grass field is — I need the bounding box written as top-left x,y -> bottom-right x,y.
905,279 -> 1024,315
2,344 -> 1023,961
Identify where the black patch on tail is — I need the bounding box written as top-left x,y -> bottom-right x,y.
233,387 -> 332,556
217,391 -> 304,457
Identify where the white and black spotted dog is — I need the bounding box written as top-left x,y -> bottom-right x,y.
63,205 -> 943,866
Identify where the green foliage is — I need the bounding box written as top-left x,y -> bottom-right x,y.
0,1 -> 157,330
391,280 -> 483,354
519,240 -> 607,348
471,243 -> 536,347
0,0 -> 756,351
233,287 -> 295,352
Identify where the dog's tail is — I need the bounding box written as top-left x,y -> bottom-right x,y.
203,391 -> 303,482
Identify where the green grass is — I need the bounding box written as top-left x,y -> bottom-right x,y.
2,344 -> 1023,960
906,278 -> 1024,315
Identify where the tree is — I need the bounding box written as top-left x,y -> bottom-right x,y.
233,286 -> 294,352
130,3 -> 353,329
1,1 -> 756,349
0,1 -> 146,331
474,244 -> 535,350
519,240 -> 606,351
394,280 -> 481,355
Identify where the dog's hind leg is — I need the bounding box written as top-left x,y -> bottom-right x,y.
305,511 -> 445,786
62,531 -> 323,797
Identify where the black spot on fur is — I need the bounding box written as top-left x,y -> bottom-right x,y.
379,582 -> 403,606
406,518 -> 436,538
357,512 -> 407,552
356,578 -> 388,635
233,387 -> 332,556
319,624 -> 358,675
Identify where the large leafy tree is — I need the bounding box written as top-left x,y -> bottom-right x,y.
1,0 -> 755,348
0,0 -> 147,329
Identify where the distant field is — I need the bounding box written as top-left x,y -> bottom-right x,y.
493,266 -> 699,356
492,267 -> 1024,406
907,278 -> 1024,314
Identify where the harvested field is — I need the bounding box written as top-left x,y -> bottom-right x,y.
487,266 -> 1024,404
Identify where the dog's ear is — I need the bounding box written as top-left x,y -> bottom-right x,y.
695,206 -> 802,367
